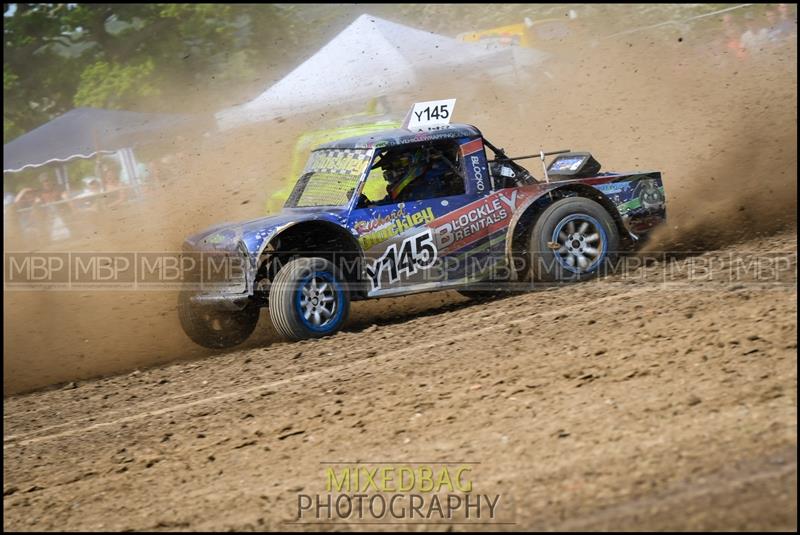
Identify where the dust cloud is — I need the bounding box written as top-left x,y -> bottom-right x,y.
476,30 -> 797,252
4,8 -> 796,394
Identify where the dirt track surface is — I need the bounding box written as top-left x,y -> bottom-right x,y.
4,230 -> 797,531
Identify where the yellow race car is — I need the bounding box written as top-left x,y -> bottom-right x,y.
266,100 -> 401,213
457,13 -> 580,52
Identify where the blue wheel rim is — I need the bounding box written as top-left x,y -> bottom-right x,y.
551,213 -> 607,274
295,271 -> 344,333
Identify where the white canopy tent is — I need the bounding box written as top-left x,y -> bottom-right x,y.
216,13 -> 548,131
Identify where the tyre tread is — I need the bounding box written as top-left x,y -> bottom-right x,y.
528,196 -> 619,282
269,257 -> 350,341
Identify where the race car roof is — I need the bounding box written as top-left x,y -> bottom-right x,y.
316,123 -> 481,150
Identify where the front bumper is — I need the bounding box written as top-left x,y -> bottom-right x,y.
187,292 -> 251,311
180,239 -> 255,310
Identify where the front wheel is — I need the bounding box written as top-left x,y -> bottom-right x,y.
268,257 -> 350,341
178,292 -> 261,349
529,197 -> 620,282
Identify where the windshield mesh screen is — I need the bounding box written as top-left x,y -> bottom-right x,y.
286,149 -> 372,208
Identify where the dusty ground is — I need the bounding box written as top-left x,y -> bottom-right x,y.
3,230 -> 797,530
3,5 -> 798,531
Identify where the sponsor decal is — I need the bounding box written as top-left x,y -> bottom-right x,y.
459,138 -> 483,157
397,129 -> 469,145
205,232 -> 230,245
471,155 -> 486,192
460,139 -> 486,193
435,190 -> 520,250
595,183 -> 628,196
357,206 -> 435,250
353,206 -> 407,236
365,228 -> 438,291
637,179 -> 666,210
306,150 -> 371,176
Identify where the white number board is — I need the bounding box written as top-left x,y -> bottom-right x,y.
403,99 -> 456,132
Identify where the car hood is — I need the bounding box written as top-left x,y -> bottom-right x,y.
183,207 -> 350,256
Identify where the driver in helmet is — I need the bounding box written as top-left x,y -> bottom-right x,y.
364,146 -> 461,206
380,146 -> 463,204
380,149 -> 432,202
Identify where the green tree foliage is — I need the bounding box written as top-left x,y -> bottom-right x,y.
73,59 -> 158,108
3,3 -> 297,142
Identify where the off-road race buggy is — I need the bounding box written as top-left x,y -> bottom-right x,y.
179,100 -> 666,348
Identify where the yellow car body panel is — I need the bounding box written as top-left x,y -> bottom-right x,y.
457,18 -> 574,51
266,118 -> 401,213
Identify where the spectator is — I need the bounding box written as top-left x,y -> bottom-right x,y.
102,167 -> 127,209
774,4 -> 796,43
722,13 -> 747,61
12,187 -> 45,242
36,173 -> 68,205
36,173 -> 73,242
741,18 -> 770,52
99,164 -> 116,188
75,177 -> 104,212
14,187 -> 38,209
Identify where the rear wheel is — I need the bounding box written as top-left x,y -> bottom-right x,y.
178,292 -> 260,349
269,257 -> 350,341
529,197 -> 619,282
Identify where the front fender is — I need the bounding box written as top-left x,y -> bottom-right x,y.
254,219 -> 367,293
254,219 -> 361,261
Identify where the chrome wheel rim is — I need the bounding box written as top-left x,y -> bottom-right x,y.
553,215 -> 606,272
299,275 -> 337,327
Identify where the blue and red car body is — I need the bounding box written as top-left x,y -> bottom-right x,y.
181,123 -> 665,345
